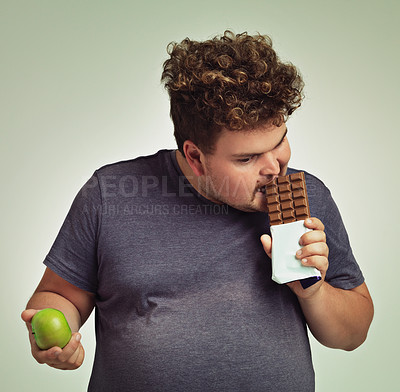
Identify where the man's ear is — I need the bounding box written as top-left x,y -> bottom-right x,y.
182,140 -> 205,177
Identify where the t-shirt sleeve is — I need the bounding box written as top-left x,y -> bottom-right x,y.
44,173 -> 102,293
318,185 -> 364,290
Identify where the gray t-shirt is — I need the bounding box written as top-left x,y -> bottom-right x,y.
44,150 -> 364,392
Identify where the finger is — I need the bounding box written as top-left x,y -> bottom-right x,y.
68,344 -> 85,369
260,234 -> 272,258
75,344 -> 85,367
57,333 -> 81,363
21,309 -> 38,323
72,344 -> 85,368
34,334 -> 79,367
22,309 -> 41,347
299,255 -> 329,274
304,217 -> 325,231
63,343 -> 81,365
296,242 -> 329,259
21,310 -> 46,357
49,343 -> 84,370
299,229 -> 326,246
34,345 -> 63,365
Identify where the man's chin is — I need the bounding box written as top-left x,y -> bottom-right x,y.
209,192 -> 268,213
251,205 -> 269,213
232,200 -> 268,213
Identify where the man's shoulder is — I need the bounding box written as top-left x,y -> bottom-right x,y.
94,149 -> 174,176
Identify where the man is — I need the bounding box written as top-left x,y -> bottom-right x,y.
22,31 -> 373,391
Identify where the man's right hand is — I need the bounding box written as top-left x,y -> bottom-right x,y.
21,309 -> 85,370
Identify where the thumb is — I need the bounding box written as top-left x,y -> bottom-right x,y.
21,309 -> 38,324
260,234 -> 272,258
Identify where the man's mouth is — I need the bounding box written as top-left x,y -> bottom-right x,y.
256,175 -> 278,195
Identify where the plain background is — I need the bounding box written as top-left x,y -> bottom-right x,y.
1,0 -> 399,390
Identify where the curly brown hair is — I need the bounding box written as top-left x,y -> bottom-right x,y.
161,30 -> 304,154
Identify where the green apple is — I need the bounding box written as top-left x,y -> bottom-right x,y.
31,308 -> 72,350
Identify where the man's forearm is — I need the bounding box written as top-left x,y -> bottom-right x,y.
26,291 -> 82,333
298,282 -> 374,351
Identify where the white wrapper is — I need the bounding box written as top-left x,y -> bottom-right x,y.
270,220 -> 321,284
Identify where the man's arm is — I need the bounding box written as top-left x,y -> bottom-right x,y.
297,281 -> 373,351
21,267 -> 95,370
261,218 -> 374,351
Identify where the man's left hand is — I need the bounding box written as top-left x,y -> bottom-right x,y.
261,217 -> 329,299
287,218 -> 329,298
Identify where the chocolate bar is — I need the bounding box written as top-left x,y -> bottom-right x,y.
266,171 -> 321,289
265,172 -> 310,226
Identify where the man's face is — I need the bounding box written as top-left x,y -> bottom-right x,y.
198,122 -> 291,212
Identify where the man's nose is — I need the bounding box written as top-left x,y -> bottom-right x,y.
259,152 -> 280,176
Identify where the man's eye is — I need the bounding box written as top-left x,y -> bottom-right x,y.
238,156 -> 254,164
275,137 -> 286,149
